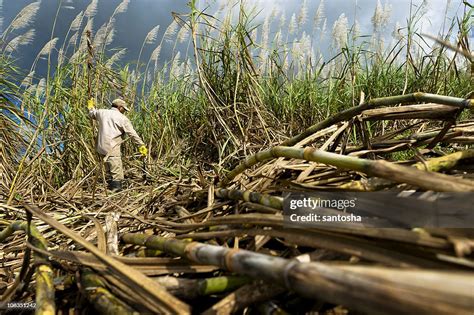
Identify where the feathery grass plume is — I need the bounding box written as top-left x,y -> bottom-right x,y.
128,69 -> 138,86
320,18 -> 327,40
170,51 -> 181,78
300,32 -> 311,55
115,0 -> 130,14
282,54 -> 289,72
310,47 -> 317,67
332,13 -> 348,49
371,0 -> 391,54
25,83 -> 36,95
106,48 -> 127,68
279,12 -> 286,29
293,31 -> 311,75
392,21 -> 403,40
104,18 -> 115,47
94,18 -> 116,49
21,71 -> 35,88
183,58 -> 193,77
164,20 -> 178,43
372,0 -> 383,32
371,0 -> 392,33
177,25 -> 189,44
150,44 -> 162,62
85,0 -> 98,18
273,30 -> 282,47
69,48 -> 84,63
4,29 -> 35,52
83,17 -> 94,34
57,47 -> 64,66
93,22 -> 108,48
71,24 -> 90,62
270,6 -> 279,20
80,17 -> 94,52
314,0 -> 325,30
145,25 -> 160,45
8,1 -> 41,32
36,78 -> 46,97
142,68 -> 152,86
250,27 -> 258,42
291,41 -> 300,64
383,2 -> 392,25
297,0 -> 308,27
68,32 -> 78,46
289,13 -> 297,35
69,11 -> 84,32
38,38 -> 58,56
258,47 -> 269,74
136,24 -> 161,80
353,20 -> 361,39
261,15 -> 270,49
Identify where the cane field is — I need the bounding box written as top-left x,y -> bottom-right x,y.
0,0 -> 473,314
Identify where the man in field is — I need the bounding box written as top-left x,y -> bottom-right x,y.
87,98 -> 147,192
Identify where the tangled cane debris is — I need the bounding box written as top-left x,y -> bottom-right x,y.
1,93 -> 474,314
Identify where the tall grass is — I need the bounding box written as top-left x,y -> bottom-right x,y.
0,0 -> 472,199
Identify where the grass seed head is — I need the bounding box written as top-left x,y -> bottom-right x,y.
9,1 -> 41,32
4,29 -> 36,53
85,0 -> 99,18
332,13 -> 349,49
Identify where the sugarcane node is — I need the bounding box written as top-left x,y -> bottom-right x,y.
282,259 -> 299,290
184,241 -> 203,262
249,191 -> 260,203
303,147 -> 317,161
144,235 -> 160,249
223,248 -> 241,272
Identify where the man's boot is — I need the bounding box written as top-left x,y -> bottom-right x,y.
108,180 -> 122,192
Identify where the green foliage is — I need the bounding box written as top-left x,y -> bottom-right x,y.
1,1 -> 472,194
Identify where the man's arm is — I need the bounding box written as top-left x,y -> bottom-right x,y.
122,117 -> 145,147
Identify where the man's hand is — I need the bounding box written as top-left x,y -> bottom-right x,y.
87,99 -> 95,110
139,145 -> 148,157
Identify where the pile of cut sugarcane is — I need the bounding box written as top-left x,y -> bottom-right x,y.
1,92 -> 474,314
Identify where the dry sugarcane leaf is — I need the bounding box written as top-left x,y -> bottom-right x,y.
88,216 -> 106,253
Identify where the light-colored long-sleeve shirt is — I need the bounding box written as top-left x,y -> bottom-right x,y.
89,107 -> 144,157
